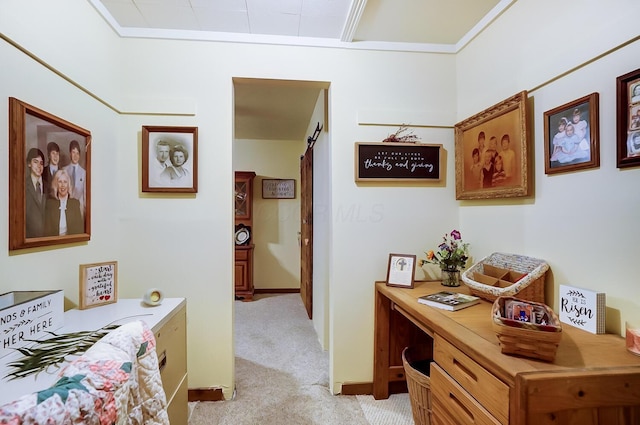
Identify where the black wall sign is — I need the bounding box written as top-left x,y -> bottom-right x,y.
355,142 -> 441,181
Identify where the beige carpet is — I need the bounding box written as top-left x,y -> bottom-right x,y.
188,294 -> 413,424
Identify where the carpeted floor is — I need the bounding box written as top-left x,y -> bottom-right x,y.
188,294 -> 413,424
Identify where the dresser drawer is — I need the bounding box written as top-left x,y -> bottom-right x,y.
431,363 -> 501,425
434,334 -> 509,424
154,306 -> 187,400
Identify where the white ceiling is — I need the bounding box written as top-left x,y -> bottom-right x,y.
91,0 -> 511,140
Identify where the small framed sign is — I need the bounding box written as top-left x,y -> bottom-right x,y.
386,254 -> 416,288
559,284 -> 605,334
262,179 -> 296,199
79,261 -> 118,309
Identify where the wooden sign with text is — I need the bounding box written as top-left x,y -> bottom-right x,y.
355,142 -> 441,182
79,261 -> 118,310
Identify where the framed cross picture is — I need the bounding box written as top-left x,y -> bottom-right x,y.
386,254 -> 416,288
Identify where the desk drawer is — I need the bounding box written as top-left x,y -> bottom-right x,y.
434,334 -> 509,424
431,363 -> 501,425
155,307 -> 187,399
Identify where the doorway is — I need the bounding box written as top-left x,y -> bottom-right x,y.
232,77 -> 330,345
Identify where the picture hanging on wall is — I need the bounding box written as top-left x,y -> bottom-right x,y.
543,93 -> 600,174
616,68 -> 640,168
8,97 -> 91,251
454,91 -> 529,200
142,125 -> 198,193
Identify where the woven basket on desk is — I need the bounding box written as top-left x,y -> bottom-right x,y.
491,296 -> 562,362
461,252 -> 549,303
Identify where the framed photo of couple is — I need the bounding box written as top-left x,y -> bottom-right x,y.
8,97 -> 91,251
543,93 -> 600,175
142,125 -> 198,193
616,68 -> 640,168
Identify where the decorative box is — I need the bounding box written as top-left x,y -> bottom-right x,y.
0,290 -> 64,359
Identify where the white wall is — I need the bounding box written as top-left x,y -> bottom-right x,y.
456,0 -> 640,333
307,90 -> 331,349
233,138 -> 305,289
0,3 -> 121,308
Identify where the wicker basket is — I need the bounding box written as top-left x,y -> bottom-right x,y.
461,252 -> 549,303
402,346 -> 432,425
491,296 -> 562,362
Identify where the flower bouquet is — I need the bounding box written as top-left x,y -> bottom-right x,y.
420,230 -> 469,286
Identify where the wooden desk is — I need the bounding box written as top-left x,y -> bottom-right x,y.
374,281 -> 640,425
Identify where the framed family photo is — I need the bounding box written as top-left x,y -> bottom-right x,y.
142,125 -> 198,193
616,68 -> 640,168
454,91 -> 529,200
543,93 -> 600,174
386,253 -> 416,288
9,97 -> 91,251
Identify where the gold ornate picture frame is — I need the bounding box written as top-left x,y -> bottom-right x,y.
454,91 -> 529,200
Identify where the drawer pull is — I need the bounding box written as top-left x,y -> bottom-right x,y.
158,350 -> 167,372
453,358 -> 477,382
449,392 -> 475,422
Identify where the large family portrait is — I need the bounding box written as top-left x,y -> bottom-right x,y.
543,93 -> 600,175
616,68 -> 640,168
454,91 -> 529,200
142,126 -> 198,193
9,97 -> 91,251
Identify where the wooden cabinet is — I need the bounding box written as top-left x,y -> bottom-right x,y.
374,281 -> 640,425
154,302 -> 188,425
235,245 -> 254,300
235,171 -> 256,300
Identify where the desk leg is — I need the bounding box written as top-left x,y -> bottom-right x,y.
373,288 -> 391,399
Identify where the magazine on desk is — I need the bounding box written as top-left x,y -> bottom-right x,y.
418,291 -> 480,311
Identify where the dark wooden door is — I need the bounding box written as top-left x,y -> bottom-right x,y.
300,146 -> 313,319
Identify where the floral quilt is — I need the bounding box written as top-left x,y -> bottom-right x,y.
0,321 -> 169,425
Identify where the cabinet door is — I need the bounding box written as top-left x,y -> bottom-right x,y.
234,172 -> 255,221
235,261 -> 248,291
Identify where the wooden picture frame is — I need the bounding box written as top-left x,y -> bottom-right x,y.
142,126 -> 198,193
454,91 -> 529,200
354,142 -> 441,182
616,68 -> 640,168
8,97 -> 91,251
386,254 -> 416,288
262,179 -> 296,199
543,93 -> 600,174
79,261 -> 118,310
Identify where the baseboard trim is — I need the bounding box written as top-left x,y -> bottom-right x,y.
188,387 -> 225,402
254,288 -> 300,294
341,381 -> 408,396
340,382 -> 372,395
